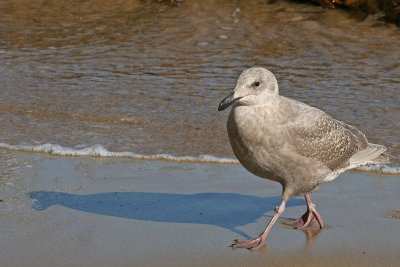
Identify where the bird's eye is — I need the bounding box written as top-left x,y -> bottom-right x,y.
253,81 -> 260,87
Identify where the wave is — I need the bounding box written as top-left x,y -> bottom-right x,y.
0,143 -> 399,175
0,143 -> 238,164
354,164 -> 400,175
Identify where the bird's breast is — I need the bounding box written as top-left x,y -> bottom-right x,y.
227,106 -> 283,182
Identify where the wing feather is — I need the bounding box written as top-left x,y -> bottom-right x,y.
285,102 -> 369,170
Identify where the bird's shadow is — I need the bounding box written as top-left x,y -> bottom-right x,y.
27,191 -> 304,239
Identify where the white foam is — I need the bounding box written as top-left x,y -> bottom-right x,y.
0,143 -> 239,164
0,142 -> 399,174
355,164 -> 400,175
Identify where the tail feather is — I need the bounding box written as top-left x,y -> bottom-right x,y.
371,154 -> 390,164
349,143 -> 388,166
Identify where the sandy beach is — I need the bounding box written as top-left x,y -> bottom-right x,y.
0,0 -> 399,266
1,151 -> 399,266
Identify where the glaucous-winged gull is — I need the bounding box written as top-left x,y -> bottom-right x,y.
218,67 -> 388,250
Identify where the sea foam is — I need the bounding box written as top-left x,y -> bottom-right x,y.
0,143 -> 239,164
0,142 -> 399,174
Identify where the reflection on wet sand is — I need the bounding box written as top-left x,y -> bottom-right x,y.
281,220 -> 324,246
385,209 -> 400,219
301,228 -> 324,246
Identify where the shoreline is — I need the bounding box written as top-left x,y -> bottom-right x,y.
0,144 -> 399,176
164,0 -> 400,27
311,0 -> 400,26
1,151 -> 399,266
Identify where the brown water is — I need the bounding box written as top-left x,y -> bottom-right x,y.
0,0 -> 399,170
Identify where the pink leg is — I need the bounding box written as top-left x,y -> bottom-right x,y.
232,199 -> 286,250
289,195 -> 323,229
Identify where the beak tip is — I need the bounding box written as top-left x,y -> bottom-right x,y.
218,92 -> 235,112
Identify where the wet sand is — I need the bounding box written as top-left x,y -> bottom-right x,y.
1,151 -> 399,266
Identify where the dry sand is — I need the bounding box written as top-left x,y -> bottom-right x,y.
0,151 -> 399,266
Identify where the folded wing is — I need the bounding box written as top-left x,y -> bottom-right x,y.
285,102 -> 387,171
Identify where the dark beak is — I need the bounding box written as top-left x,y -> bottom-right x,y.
218,92 -> 242,111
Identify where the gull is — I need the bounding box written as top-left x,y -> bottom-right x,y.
218,67 -> 388,250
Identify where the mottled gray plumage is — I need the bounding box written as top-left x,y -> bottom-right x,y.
218,67 -> 388,250
222,67 -> 387,200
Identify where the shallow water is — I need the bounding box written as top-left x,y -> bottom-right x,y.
0,0 -> 399,171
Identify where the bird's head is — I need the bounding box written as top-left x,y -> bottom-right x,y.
218,67 -> 279,111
